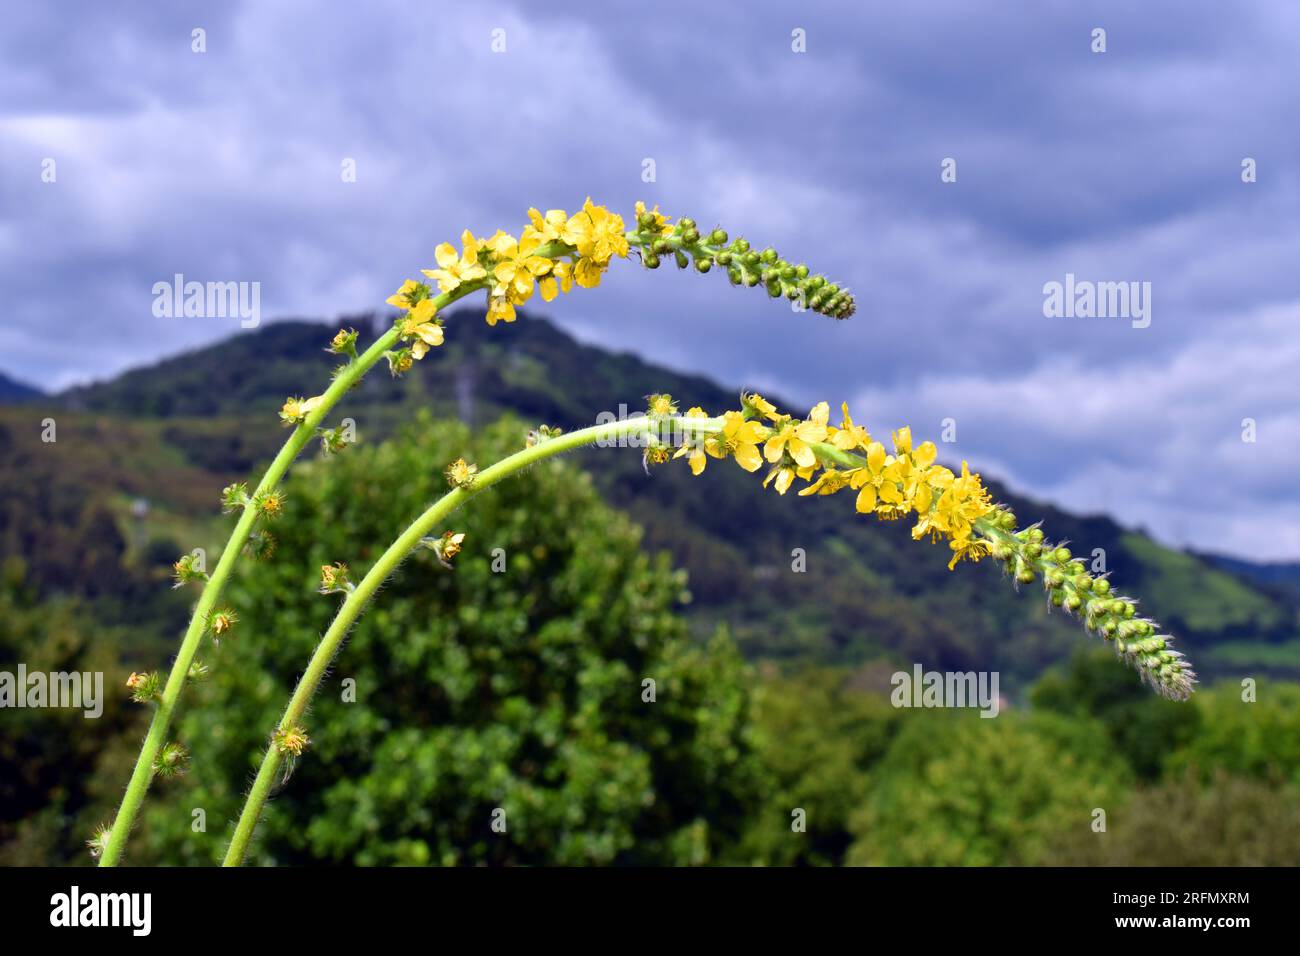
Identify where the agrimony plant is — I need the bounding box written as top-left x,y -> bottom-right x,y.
103,198 -> 1194,867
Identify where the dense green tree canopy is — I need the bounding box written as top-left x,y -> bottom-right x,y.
134,415 -> 761,865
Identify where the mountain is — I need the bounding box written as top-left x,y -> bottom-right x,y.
0,371 -> 42,403
5,310 -> 1298,689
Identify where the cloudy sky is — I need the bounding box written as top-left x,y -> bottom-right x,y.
2,1 -> 1297,558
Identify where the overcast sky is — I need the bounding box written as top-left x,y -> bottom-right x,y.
2,1 -> 1297,559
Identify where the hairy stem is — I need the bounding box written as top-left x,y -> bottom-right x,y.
222,414 -> 721,866
100,282 -> 485,866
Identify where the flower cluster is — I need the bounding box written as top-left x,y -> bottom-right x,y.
662,394 -> 1194,699
379,199 -> 855,374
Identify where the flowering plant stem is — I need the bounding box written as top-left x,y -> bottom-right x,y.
99,283 -> 486,867
222,413 -> 721,866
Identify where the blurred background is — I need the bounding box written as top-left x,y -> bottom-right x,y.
1,1 -> 1298,865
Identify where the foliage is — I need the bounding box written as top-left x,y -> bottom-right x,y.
1030,649 -> 1200,779
0,563 -> 143,865
1046,770 -> 1300,866
133,416 -> 762,865
1166,681 -> 1300,786
844,709 -> 1130,866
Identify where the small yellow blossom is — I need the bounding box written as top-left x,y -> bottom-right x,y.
208,608 -> 238,638
421,231 -> 488,295
385,279 -> 424,309
539,260 -> 574,302
572,256 -> 605,289
280,395 -> 324,427
829,403 -> 872,451
742,392 -> 781,422
707,411 -> 768,472
398,313 -> 444,360
490,231 -> 553,304
522,207 -> 571,246
798,467 -> 852,497
567,198 -> 629,265
848,441 -> 904,513
274,726 -> 310,757
440,531 -> 465,561
673,406 -> 712,475
646,393 -> 678,417
485,296 -> 516,326
764,460 -> 817,495
634,200 -> 673,236
764,401 -> 830,468
445,458 -> 478,488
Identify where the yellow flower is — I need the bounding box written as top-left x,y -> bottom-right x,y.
742,391 -> 781,421
798,467 -> 851,497
486,296 -> 516,326
208,608 -> 238,637
280,395 -> 323,426
445,458 -> 478,488
634,200 -> 673,236
848,441 -> 905,513
539,261 -> 574,302
523,207 -> 570,246
932,461 -> 993,536
764,401 -> 830,468
490,231 -> 553,305
385,278 -> 425,309
398,312 -> 444,359
764,461 -> 817,495
706,411 -> 768,472
421,230 -> 488,295
673,406 -> 712,476
438,530 -> 466,563
274,726 -> 310,757
946,533 -> 991,570
829,403 -> 872,451
646,393 -> 678,417
567,198 -> 629,264
572,256 -> 605,289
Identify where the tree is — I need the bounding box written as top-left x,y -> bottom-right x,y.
846,710 -> 1129,866
133,414 -> 761,865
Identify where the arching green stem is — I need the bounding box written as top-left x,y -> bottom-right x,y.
222,413 -> 722,866
100,281 -> 488,866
